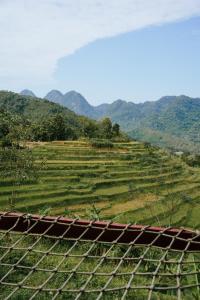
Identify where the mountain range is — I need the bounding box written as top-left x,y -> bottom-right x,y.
20,89 -> 36,98
19,89 -> 200,153
44,90 -> 97,118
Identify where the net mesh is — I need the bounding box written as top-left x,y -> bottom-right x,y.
0,212 -> 199,300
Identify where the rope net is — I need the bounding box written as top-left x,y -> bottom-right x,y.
0,212 -> 199,300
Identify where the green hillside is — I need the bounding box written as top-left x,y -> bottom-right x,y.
1,140 -> 200,229
0,91 -> 125,142
129,96 -> 200,152
99,95 -> 200,152
43,90 -> 200,152
0,91 -> 85,134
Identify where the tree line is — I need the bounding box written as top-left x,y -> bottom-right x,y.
0,109 -> 123,145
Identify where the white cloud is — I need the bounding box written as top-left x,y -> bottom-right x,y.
0,0 -> 200,91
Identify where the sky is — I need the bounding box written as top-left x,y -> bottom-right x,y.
0,0 -> 200,105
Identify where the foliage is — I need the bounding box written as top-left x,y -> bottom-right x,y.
181,152 -> 200,167
0,109 -> 39,209
130,127 -> 200,154
79,117 -> 99,138
31,114 -> 77,141
86,203 -> 102,220
0,91 -> 94,140
0,91 -> 125,142
100,117 -> 113,139
0,146 -> 38,183
89,139 -> 113,148
124,96 -> 200,153
0,109 -> 29,142
58,93 -> 200,154
112,123 -> 120,136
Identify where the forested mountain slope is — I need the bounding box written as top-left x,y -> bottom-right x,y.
0,91 -> 80,123
0,91 -> 125,142
18,89 -> 200,152
44,91 -> 200,152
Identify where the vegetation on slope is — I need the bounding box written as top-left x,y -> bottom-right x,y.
42,90 -> 200,153
0,91 -> 125,141
0,140 -> 200,229
100,95 -> 200,153
130,127 -> 200,154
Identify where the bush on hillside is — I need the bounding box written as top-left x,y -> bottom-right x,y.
111,134 -> 130,143
89,139 -> 113,148
181,153 -> 200,167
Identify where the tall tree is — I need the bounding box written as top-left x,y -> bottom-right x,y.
51,114 -> 67,140
82,119 -> 99,138
112,123 -> 120,136
0,110 -> 39,209
100,117 -> 113,139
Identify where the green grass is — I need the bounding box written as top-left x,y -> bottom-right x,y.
0,140 -> 200,228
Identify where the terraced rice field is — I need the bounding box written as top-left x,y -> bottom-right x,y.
0,141 -> 200,228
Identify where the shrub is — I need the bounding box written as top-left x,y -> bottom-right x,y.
182,153 -> 200,167
89,139 -> 113,148
1,137 -> 12,148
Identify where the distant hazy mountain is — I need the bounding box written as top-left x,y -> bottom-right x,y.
20,89 -> 36,97
45,90 -> 97,118
128,96 -> 200,152
62,91 -> 97,118
93,95 -> 200,152
45,90 -> 64,105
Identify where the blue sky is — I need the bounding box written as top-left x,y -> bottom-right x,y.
55,17 -> 200,104
0,1 -> 200,104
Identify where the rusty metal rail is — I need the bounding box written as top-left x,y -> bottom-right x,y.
0,212 -> 199,251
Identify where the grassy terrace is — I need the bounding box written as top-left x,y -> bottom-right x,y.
0,140 -> 200,228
